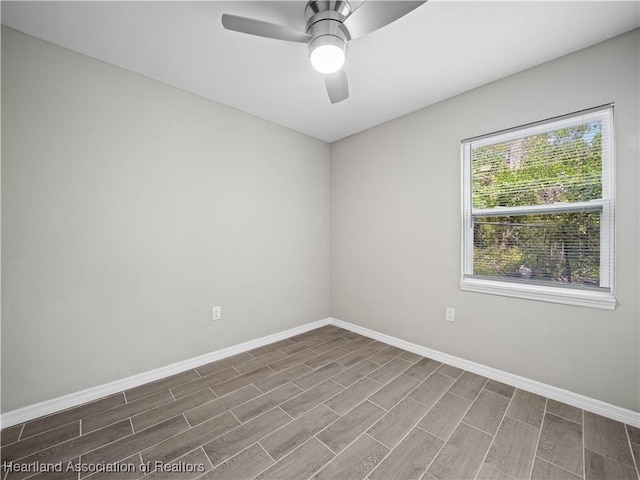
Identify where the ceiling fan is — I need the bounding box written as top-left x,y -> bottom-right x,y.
221,1 -> 426,104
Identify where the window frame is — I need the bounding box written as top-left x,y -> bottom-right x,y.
460,105 -> 616,310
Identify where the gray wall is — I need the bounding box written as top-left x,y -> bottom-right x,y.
3,26 -> 639,414
331,30 -> 640,411
1,28 -> 331,412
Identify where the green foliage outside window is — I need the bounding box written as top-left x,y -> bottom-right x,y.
470,123 -> 603,286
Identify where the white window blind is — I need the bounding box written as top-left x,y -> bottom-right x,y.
461,105 -> 615,309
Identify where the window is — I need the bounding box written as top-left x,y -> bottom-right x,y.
461,105 -> 615,309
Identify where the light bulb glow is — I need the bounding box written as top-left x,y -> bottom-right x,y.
310,44 -> 345,74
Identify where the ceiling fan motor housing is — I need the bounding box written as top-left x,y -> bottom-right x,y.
305,1 -> 351,61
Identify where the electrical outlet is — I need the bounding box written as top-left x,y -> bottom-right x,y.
212,306 -> 221,321
445,307 -> 455,322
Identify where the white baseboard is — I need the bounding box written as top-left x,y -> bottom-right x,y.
0,318 -> 331,429
329,317 -> 640,428
3,316 -> 638,429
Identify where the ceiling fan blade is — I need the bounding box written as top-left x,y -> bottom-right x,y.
221,14 -> 311,43
343,1 -> 427,40
325,70 -> 349,104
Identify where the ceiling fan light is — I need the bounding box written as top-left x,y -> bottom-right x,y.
309,35 -> 346,74
310,45 -> 345,74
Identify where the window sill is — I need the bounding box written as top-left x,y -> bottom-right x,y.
460,278 -> 616,310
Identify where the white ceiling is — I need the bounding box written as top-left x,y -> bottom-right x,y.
2,1 -> 639,143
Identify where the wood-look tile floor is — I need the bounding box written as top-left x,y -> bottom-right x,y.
2,325 -> 639,480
